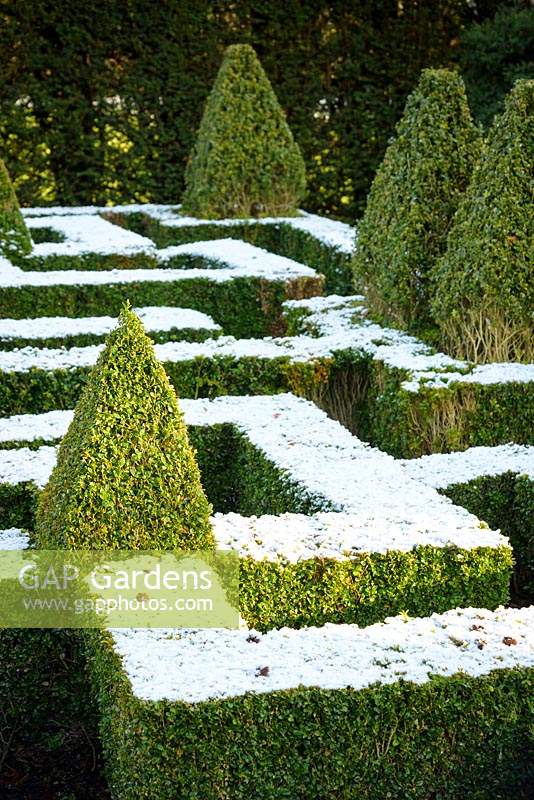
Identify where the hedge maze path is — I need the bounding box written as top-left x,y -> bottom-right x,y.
0,205 -> 533,799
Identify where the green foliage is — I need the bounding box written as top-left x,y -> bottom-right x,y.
240,544 -> 511,632
0,156 -> 32,260
0,272 -> 323,339
1,344 -> 533,460
34,306 -> 214,550
87,632 -> 534,800
181,44 -> 306,219
352,68 -> 481,330
357,362 -> 534,459
443,472 -> 534,601
432,79 -> 534,363
0,2 -> 501,220
0,628 -> 106,797
460,3 -> 534,129
111,210 -> 354,295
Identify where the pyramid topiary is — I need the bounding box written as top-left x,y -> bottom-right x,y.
0,156 -> 32,261
432,79 -> 534,364
181,43 -> 306,219
352,69 -> 481,331
34,305 -> 215,550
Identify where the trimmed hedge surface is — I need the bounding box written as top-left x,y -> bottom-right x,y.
19,251 -> 157,272
0,427 -> 512,632
86,632 -> 534,800
1,353 -> 533,461
105,210 -> 354,295
0,273 -> 323,338
0,627 -> 104,797
0,324 -> 222,350
444,472 -> 534,601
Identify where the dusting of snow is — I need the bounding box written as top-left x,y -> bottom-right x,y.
0,445 -> 58,488
0,306 -> 220,341
0,409 -> 73,445
212,510 -> 506,560
0,395 -> 507,552
401,362 -> 534,392
26,215 -> 156,257
111,605 -> 534,702
401,444 -> 534,489
157,238 -> 317,278
0,236 -> 316,288
22,204 -> 356,255
0,527 -> 29,550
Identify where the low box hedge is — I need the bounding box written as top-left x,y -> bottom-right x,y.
0,355 -> 331,417
0,424 -> 512,630
443,471 -> 534,601
353,360 -> 534,458
0,324 -> 221,350
105,210 -> 354,294
20,251 -> 158,272
85,631 -> 534,800
0,273 -> 322,338
1,348 -> 533,461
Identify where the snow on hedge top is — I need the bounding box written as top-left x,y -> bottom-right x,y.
0,238 -> 316,288
0,395 -> 507,553
212,510 -> 505,560
0,445 -> 58,488
401,443 -> 534,489
111,605 -> 534,702
0,307 -> 220,341
27,214 -> 156,257
156,238 -> 317,277
22,204 -> 356,255
1,295 -> 533,394
0,527 -> 29,550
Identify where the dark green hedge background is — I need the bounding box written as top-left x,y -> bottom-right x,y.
0,1 -> 532,220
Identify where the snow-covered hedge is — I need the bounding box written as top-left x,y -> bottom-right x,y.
0,292 -> 532,458
84,606 -> 534,799
0,235 -> 323,339
0,392 -> 514,627
0,306 -> 222,349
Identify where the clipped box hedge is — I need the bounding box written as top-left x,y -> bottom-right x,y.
0,627 -> 101,794
353,360 -> 534,458
85,631 -> 534,800
239,543 -> 511,631
0,273 -> 322,339
1,347 -> 533,460
0,354 -> 331,417
0,423 -> 513,631
0,324 -> 221,350
443,472 -> 534,600
20,251 -> 158,272
105,210 -> 354,294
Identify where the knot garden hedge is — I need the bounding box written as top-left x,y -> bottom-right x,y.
0,199 -> 532,799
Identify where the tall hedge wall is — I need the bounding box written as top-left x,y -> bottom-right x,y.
0,0 -> 513,220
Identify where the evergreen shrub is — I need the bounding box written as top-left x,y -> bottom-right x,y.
432,79 -> 534,363
352,68 -> 481,331
0,156 -> 32,261
181,44 -> 306,219
34,306 -> 214,550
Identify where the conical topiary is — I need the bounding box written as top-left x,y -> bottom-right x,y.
432,79 -> 534,363
352,68 -> 481,332
181,43 -> 306,219
34,305 -> 215,551
0,156 -> 32,261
